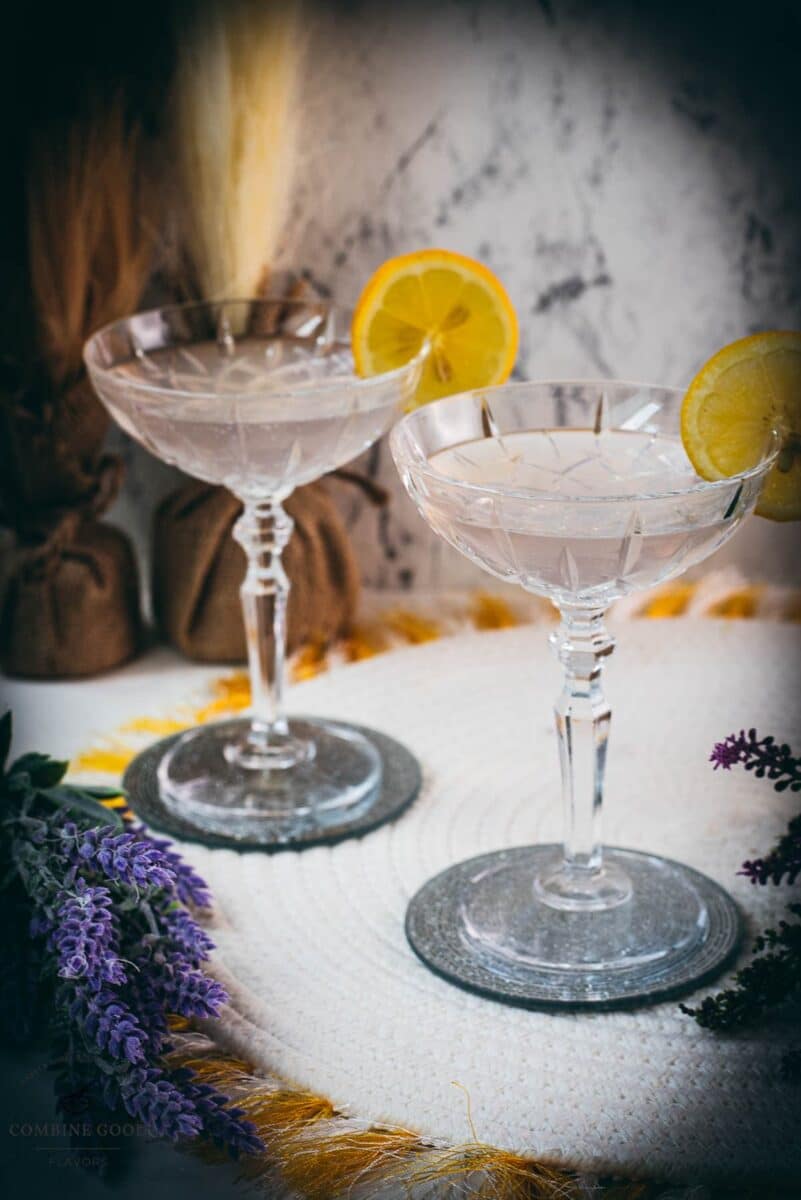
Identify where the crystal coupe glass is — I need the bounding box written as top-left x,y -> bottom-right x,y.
85,299 -> 419,841
391,381 -> 779,1006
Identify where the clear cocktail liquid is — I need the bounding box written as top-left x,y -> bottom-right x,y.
106,340 -> 395,494
427,429 -> 734,604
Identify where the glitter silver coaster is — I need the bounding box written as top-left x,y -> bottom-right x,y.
406,845 -> 742,1010
124,720 -> 421,851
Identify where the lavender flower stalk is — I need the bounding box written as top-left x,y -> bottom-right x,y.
46,879 -> 126,987
711,728 -> 801,792
683,728 -> 801,1081
710,729 -> 801,886
0,711 -> 262,1155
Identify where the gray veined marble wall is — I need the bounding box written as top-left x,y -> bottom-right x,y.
110,0 -> 801,596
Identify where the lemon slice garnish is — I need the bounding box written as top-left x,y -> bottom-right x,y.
351,248 -> 518,408
681,331 -> 801,521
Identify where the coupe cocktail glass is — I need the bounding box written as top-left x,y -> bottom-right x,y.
85,299 -> 419,841
391,381 -> 779,1006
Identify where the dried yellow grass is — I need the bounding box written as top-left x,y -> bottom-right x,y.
280,1127 -> 425,1199
166,1036 -> 663,1199
26,97 -> 153,389
238,1090 -> 337,1144
640,583 -> 696,619
384,608 -> 442,644
471,591 -> 520,630
401,1143 -> 581,1199
342,622 -> 392,662
291,636 -> 331,682
172,0 -> 303,301
120,715 -> 191,736
707,587 -> 763,619
73,745 -> 137,776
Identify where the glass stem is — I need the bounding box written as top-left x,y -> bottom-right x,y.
230,495 -> 312,770
554,606 -> 613,869
536,604 -> 630,910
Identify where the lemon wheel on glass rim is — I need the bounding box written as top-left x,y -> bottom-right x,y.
351,248 -> 519,408
681,330 -> 801,521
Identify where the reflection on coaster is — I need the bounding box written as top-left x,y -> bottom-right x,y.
124,719 -> 421,851
406,845 -> 742,1011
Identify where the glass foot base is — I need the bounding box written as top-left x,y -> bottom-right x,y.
156,717 -> 382,841
406,845 -> 742,1009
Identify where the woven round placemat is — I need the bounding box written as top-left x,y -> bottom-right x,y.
189,620 -> 801,1186
7,617 -> 798,1186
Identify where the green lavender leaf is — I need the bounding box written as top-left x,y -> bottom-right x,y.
41,785 -> 124,829
79,785 -> 129,800
11,754 -> 69,788
10,753 -> 50,773
33,760 -> 70,788
5,774 -> 33,798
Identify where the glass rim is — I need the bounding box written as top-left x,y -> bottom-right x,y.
83,297 -> 423,403
390,378 -> 782,506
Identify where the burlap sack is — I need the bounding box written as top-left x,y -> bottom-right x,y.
0,512 -> 141,679
0,378 -> 110,524
152,479 -> 360,662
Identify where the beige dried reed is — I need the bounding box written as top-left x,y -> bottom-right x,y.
26,99 -> 153,391
172,0 -> 303,301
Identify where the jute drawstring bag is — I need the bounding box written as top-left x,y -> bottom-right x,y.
1,515 -> 141,679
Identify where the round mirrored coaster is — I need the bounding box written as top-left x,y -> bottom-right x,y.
123,718 -> 421,850
406,845 -> 742,1010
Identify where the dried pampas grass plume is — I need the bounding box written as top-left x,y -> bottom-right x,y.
173,0 -> 303,301
27,99 -> 153,391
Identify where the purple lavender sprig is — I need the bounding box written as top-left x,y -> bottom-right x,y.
175,1071 -> 264,1156
740,813 -> 801,888
142,833 -> 212,908
0,711 -> 263,1157
710,729 -> 801,886
149,954 -> 228,1020
711,728 -> 801,792
67,985 -> 151,1063
44,878 -> 126,987
159,908 -> 216,963
682,730 -> 801,1079
70,826 -> 176,892
113,1066 -> 203,1141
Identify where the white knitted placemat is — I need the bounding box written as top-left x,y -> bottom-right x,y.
178,620 -> 801,1185
6,619 -> 799,1184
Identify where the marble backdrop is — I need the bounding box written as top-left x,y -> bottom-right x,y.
110,1 -> 801,598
